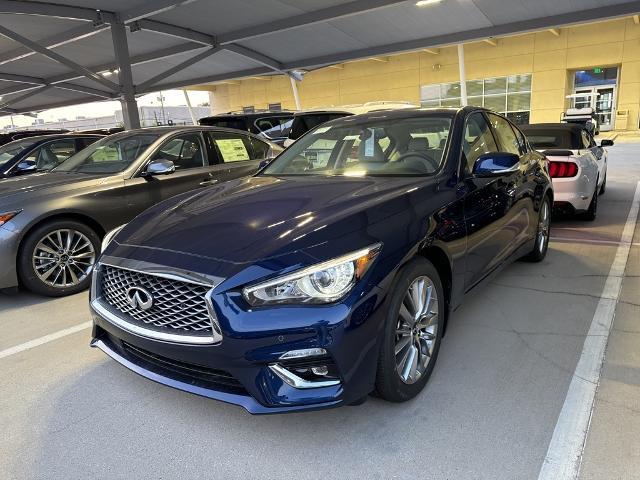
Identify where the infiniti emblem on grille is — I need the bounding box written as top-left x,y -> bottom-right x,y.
125,286 -> 154,311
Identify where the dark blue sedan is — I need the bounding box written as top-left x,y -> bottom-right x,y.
90,107 -> 553,413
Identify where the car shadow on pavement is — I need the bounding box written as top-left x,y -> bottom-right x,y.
23,247 -> 611,480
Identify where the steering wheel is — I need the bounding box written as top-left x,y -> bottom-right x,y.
394,151 -> 439,172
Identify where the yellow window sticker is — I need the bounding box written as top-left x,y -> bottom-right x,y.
92,146 -> 119,161
216,139 -> 250,162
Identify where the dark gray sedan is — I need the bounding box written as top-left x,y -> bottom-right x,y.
0,126 -> 282,296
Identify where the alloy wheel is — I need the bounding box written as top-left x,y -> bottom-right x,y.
394,275 -> 439,384
32,229 -> 96,288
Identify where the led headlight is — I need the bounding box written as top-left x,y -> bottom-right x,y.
101,224 -> 126,252
243,243 -> 382,306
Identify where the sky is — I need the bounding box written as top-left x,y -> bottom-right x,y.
0,89 -> 211,128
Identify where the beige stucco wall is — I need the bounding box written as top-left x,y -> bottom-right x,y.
203,18 -> 640,131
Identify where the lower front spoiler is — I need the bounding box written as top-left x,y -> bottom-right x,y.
90,337 -> 343,415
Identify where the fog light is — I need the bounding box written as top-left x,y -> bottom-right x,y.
279,348 -> 327,360
311,366 -> 329,376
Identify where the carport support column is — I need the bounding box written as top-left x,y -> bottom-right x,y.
289,75 -> 301,110
457,44 -> 468,107
111,21 -> 140,129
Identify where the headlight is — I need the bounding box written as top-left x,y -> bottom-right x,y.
0,210 -> 21,227
101,224 -> 126,252
243,243 -> 382,306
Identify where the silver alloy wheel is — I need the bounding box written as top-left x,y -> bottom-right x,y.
538,200 -> 550,253
394,275 -> 439,384
32,229 -> 96,288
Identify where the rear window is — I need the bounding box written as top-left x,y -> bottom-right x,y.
199,117 -> 247,131
521,128 -> 581,149
289,113 -> 352,140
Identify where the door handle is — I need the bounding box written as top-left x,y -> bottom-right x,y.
199,178 -> 218,186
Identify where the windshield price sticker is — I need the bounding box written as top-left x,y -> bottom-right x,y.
364,128 -> 375,157
313,126 -> 332,134
216,139 -> 250,161
92,146 -> 119,161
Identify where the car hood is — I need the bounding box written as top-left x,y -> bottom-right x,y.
0,171 -> 107,204
113,175 -> 432,279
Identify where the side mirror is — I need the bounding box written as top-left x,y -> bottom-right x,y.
472,152 -> 520,176
600,139 -> 614,147
16,160 -> 37,172
144,159 -> 175,176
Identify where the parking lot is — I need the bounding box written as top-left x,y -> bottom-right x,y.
0,142 -> 637,480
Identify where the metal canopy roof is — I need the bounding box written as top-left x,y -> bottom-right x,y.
0,0 -> 639,119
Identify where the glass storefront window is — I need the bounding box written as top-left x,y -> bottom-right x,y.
420,73 -> 532,122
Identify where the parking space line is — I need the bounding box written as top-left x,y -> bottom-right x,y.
0,321 -> 92,360
538,181 -> 640,480
550,236 -> 640,247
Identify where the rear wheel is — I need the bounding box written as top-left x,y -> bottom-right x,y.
599,173 -> 606,195
375,258 -> 444,402
18,220 -> 99,297
523,196 -> 551,262
581,183 -> 598,221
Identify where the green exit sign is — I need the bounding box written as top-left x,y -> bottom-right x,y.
593,68 -> 603,74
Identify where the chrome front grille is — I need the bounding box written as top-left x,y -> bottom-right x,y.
99,265 -> 214,337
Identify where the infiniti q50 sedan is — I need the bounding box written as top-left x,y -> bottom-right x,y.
90,107 -> 553,413
0,126 -> 282,296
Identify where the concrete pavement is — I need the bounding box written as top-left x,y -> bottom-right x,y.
1,143 -> 639,480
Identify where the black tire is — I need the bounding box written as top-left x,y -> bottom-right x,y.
599,173 -> 606,195
523,195 -> 551,262
18,219 -> 100,297
375,257 -> 444,402
581,184 -> 598,221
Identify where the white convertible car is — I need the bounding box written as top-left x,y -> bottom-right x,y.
520,123 -> 613,220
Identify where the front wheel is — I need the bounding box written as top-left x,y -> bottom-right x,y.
18,220 -> 100,297
523,196 -> 551,262
375,258 -> 444,402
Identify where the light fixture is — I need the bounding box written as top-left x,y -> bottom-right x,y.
416,0 -> 442,6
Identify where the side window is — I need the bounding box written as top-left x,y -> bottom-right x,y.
250,137 -> 271,160
255,116 -> 293,139
153,133 -> 206,170
511,124 -> 529,154
77,136 -> 101,150
208,132 -> 255,163
25,139 -> 76,170
462,113 -> 498,173
488,114 -> 521,155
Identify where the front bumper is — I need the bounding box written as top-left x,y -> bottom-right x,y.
90,277 -> 387,414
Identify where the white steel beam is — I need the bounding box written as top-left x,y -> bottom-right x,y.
223,44 -> 285,73
136,19 -> 215,45
0,85 -> 52,109
0,0 -> 114,21
217,0 -> 407,44
53,83 -> 118,99
120,0 -> 200,23
0,22 -> 108,66
0,25 -> 120,92
457,44 -> 467,107
0,73 -> 45,84
137,46 -> 222,91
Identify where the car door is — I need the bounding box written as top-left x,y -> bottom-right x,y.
583,129 -> 605,179
206,131 -> 266,182
461,112 -> 521,290
123,132 -> 215,217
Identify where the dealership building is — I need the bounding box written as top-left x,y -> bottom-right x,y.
202,17 -> 640,133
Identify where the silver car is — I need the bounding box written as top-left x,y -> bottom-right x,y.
0,126 -> 282,297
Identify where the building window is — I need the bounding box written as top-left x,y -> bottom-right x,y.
420,73 -> 532,124
267,103 -> 282,111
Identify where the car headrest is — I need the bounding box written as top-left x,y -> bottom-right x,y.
408,137 -> 429,151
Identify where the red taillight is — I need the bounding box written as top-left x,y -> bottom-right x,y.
548,161 -> 578,178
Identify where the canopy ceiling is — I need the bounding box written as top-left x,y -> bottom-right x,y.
0,0 -> 639,116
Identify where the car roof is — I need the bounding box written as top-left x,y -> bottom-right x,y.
293,102 -> 418,117
107,125 -> 281,145
312,106 -> 470,127
200,111 -> 294,120
4,132 -> 105,144
520,123 -> 586,133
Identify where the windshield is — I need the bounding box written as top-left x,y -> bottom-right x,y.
54,133 -> 160,174
0,138 -> 38,170
263,115 -> 452,177
521,128 -> 580,150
